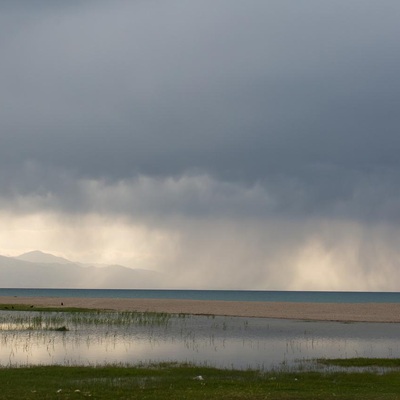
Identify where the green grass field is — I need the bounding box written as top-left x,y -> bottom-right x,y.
1,360 -> 400,399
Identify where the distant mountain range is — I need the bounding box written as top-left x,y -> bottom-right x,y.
0,251 -> 165,289
15,250 -> 76,265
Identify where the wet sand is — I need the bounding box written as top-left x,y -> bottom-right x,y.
1,296 -> 400,322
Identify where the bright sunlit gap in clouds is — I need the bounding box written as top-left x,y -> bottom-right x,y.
1,206 -> 400,291
0,211 -> 176,269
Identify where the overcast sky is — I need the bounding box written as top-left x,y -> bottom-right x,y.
1,0 -> 400,290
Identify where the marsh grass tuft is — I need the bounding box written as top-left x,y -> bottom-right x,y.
0,304 -> 101,313
52,326 -> 69,332
0,308 -> 173,332
318,358 -> 400,368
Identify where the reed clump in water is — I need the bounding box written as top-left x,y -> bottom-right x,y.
0,309 -> 173,331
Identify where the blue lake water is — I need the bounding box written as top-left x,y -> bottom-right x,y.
1,288 -> 400,303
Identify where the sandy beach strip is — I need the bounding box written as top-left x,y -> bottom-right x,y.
0,296 -> 399,322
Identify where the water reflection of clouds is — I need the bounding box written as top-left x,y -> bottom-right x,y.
1,314 -> 400,369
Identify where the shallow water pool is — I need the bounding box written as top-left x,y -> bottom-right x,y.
1,311 -> 399,370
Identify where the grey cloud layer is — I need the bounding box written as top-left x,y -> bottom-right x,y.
1,1 -> 400,221
2,168 -> 400,226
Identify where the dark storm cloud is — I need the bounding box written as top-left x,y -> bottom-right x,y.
1,0 -> 400,220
